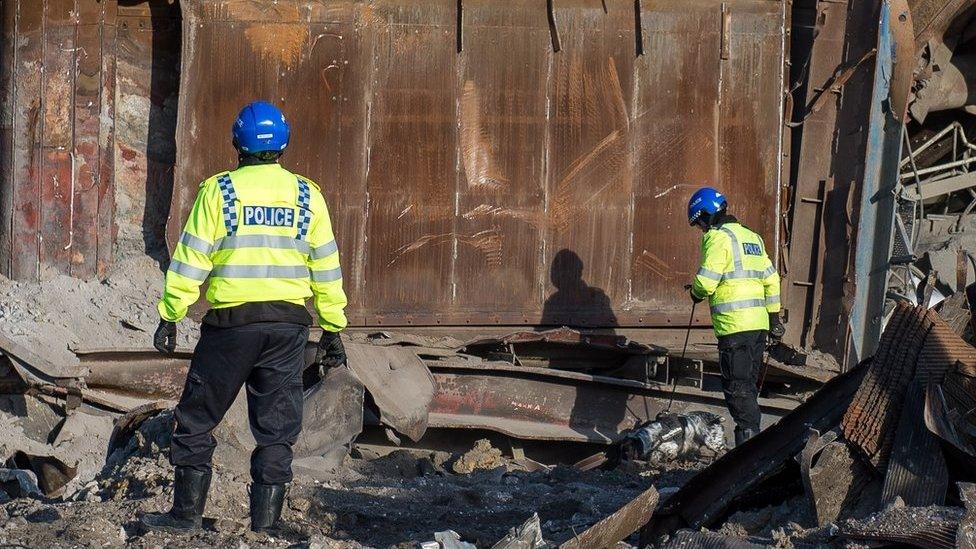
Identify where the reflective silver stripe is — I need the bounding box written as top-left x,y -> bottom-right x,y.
216,234 -> 311,255
765,295 -> 781,306
710,298 -> 766,314
169,260 -> 210,281
719,227 -> 743,272
310,240 -> 339,260
761,265 -> 777,278
311,266 -> 342,282
179,232 -> 214,255
211,264 -> 309,279
724,269 -> 774,280
696,267 -> 723,281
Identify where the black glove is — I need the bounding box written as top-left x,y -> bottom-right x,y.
687,285 -> 704,304
316,331 -> 347,369
153,320 -> 177,353
768,313 -> 785,341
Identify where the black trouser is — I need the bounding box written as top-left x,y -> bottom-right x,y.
171,322 -> 309,485
717,329 -> 767,436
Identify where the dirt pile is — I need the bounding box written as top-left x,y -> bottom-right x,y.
0,256 -> 198,368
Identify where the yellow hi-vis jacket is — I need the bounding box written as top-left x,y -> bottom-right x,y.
157,163 -> 348,332
690,222 -> 780,337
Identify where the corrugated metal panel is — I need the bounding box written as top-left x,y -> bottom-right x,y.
0,0 -> 787,329
454,0 -> 549,322
169,0 -> 787,327
631,3 -> 720,327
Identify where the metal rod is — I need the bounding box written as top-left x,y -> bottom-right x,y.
899,121 -> 960,169
899,155 -> 976,180
667,300 -> 697,412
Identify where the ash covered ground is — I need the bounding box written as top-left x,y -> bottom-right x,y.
0,401 -> 706,548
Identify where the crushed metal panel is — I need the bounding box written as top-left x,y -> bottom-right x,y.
842,301 -> 924,469
558,486 -> 658,549
843,303 -> 975,470
345,342 -> 434,442
799,431 -> 876,526
840,505 -> 962,549
294,363 -> 365,473
881,381 -> 948,507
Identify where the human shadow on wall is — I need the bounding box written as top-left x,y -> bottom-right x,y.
122,0 -> 181,269
539,249 -> 627,443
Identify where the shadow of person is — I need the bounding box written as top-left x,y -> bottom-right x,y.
539,249 -> 628,443
540,249 -> 618,330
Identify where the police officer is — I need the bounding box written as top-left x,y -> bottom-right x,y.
141,101 -> 348,533
687,187 -> 783,446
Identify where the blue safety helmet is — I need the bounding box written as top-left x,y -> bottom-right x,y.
687,187 -> 727,226
232,101 -> 290,154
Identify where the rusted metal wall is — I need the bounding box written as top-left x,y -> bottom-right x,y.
172,0 -> 788,328
0,0 -> 119,280
0,0 -> 182,279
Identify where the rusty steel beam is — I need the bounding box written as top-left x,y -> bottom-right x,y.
427,361 -> 796,443
77,348 -> 193,400
76,347 -> 798,444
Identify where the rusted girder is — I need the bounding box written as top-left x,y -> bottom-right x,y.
77,346 -> 798,445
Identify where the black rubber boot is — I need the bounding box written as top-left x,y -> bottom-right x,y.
140,467 -> 211,532
734,427 -> 758,447
250,483 -> 287,533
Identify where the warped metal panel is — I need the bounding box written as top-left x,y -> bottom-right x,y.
453,0 -> 550,320
364,0 -> 459,320
169,0 -> 786,328
631,2 -> 721,328
543,0 -> 635,328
